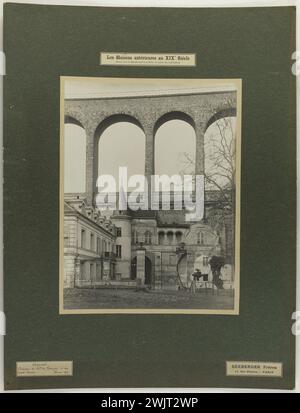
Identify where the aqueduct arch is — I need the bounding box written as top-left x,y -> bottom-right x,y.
153,111 -> 195,134
206,107 -> 236,130
64,89 -> 236,205
154,111 -> 196,176
64,116 -> 86,193
93,114 -> 145,191
64,115 -> 84,128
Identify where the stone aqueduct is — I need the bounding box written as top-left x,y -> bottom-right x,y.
64,90 -> 237,205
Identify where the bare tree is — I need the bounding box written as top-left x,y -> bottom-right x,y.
179,116 -> 236,234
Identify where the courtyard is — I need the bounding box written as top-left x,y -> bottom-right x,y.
63,287 -> 234,310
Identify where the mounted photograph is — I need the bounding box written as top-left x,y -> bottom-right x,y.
60,77 -> 241,314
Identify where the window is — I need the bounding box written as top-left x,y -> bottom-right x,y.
145,231 -> 152,245
116,227 -> 122,237
175,231 -> 182,244
90,233 -> 95,251
97,237 -> 101,254
158,231 -> 165,245
132,230 -> 139,244
81,229 -> 86,248
90,263 -> 95,280
80,261 -> 85,279
96,263 -> 101,280
197,231 -> 204,245
116,245 -> 122,258
167,231 -> 174,245
64,235 -> 69,247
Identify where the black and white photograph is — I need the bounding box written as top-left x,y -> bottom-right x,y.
2,0 -> 297,393
60,77 -> 241,314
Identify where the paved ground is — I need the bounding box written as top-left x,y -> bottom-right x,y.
64,287 -> 234,310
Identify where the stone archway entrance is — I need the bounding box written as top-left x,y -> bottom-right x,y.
130,255 -> 152,286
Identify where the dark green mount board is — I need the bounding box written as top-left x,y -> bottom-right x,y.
3,3 -> 296,389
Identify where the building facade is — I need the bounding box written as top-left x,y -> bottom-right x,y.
64,192 -> 234,289
63,195 -> 116,288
